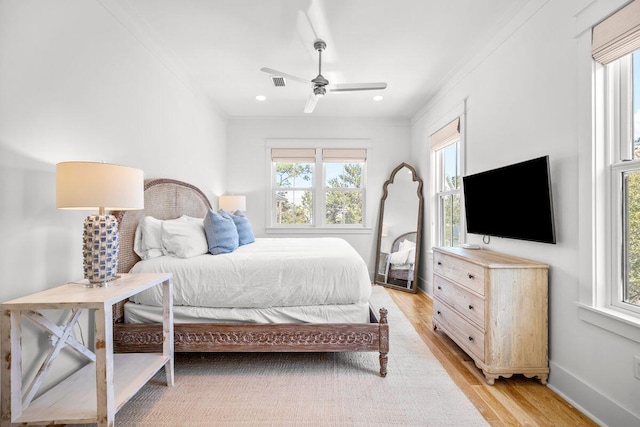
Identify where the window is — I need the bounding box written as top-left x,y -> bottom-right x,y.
431,118 -> 462,247
605,52 -> 640,314
592,0 -> 640,317
270,146 -> 367,228
323,149 -> 365,225
271,148 -> 315,226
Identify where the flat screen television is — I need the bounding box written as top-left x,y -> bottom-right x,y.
462,155 -> 556,244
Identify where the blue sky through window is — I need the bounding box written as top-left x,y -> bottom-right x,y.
275,162 -> 313,188
325,162 -> 342,184
443,142 -> 459,190
325,162 -> 362,188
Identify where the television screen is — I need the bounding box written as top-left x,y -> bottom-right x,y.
462,156 -> 556,244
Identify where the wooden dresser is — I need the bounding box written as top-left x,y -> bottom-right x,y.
432,246 -> 549,385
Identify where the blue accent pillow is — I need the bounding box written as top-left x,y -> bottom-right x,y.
203,209 -> 239,255
229,210 -> 255,246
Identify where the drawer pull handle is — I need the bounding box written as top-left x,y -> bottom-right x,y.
437,286 -> 442,290
436,311 -> 441,315
468,336 -> 474,342
437,261 -> 442,266
467,273 -> 474,279
468,304 -> 473,310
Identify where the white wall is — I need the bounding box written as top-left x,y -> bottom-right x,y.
0,0 -> 226,394
411,0 -> 640,425
227,117 -> 412,274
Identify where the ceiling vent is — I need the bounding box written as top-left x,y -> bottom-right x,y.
271,76 -> 286,87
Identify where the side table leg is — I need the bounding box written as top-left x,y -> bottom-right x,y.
95,306 -> 115,427
1,310 -> 22,426
162,279 -> 174,386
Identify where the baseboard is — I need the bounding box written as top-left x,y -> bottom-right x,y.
548,361 -> 639,426
417,275 -> 431,295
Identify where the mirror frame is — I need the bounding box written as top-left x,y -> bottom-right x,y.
374,162 -> 424,293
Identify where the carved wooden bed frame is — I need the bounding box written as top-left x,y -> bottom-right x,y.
111,179 -> 389,376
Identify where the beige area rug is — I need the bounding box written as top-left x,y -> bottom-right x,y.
108,286 -> 488,426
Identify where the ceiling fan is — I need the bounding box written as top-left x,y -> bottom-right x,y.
261,39 -> 387,114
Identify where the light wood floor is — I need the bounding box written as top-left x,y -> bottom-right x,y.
385,287 -> 598,427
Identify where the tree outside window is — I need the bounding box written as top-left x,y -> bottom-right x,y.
620,52 -> 640,307
273,162 -> 313,225
325,162 -> 363,225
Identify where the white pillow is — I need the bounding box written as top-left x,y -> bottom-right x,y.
134,216 -> 164,260
389,249 -> 410,265
160,215 -> 208,259
399,239 -> 416,252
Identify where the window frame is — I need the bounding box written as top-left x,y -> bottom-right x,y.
271,158 -> 315,227
266,139 -> 371,233
430,114 -> 465,248
322,160 -> 367,227
606,55 -> 640,316
613,162 -> 640,315
576,1 -> 640,343
434,142 -> 462,247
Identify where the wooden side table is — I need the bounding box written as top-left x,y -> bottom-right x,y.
0,273 -> 173,427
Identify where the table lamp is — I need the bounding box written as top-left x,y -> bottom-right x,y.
219,195 -> 246,212
56,162 -> 144,286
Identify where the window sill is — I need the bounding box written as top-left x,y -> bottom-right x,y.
265,227 -> 372,235
576,303 -> 640,344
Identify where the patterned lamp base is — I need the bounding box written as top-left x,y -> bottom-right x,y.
83,214 -> 119,286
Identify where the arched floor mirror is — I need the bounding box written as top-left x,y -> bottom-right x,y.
374,163 -> 423,293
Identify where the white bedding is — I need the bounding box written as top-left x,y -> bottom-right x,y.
128,237 -> 372,309
125,301 -> 371,324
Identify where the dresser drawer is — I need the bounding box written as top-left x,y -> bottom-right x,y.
433,299 -> 485,362
433,274 -> 485,329
433,251 -> 485,295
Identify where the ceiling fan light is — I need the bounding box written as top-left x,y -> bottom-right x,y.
314,86 -> 326,97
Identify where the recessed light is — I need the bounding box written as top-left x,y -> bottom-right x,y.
256,95 -> 266,101
373,95 -> 384,101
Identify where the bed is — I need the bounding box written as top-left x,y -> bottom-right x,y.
112,178 -> 389,376
385,232 -> 417,288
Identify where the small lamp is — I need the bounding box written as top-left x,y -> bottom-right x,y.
56,162 -> 144,286
219,195 -> 246,213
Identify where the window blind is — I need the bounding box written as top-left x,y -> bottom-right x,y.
322,149 -> 367,162
592,0 -> 640,65
430,117 -> 460,150
271,148 -> 316,162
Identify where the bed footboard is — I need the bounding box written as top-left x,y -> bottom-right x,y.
113,307 -> 389,377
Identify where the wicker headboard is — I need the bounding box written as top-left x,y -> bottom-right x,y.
113,178 -> 212,274
391,232 -> 417,253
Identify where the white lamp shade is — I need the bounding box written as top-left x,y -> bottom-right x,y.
219,195 -> 246,212
382,224 -> 390,237
56,162 -> 144,211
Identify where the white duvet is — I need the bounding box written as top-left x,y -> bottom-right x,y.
128,237 -> 372,309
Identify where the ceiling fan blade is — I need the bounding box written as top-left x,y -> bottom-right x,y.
260,67 -> 311,85
304,93 -> 320,113
329,82 -> 387,92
